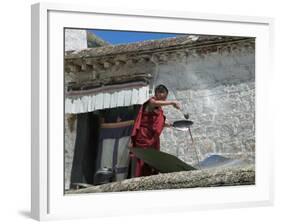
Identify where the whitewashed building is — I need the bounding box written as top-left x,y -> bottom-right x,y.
64,31 -> 255,190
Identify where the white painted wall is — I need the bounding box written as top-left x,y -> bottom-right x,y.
65,29 -> 87,51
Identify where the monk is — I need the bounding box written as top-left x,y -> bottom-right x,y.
128,84 -> 181,177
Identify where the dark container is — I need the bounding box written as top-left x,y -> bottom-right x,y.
94,167 -> 114,185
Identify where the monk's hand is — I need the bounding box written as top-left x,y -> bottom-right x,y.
172,101 -> 181,110
165,121 -> 173,128
128,140 -> 133,148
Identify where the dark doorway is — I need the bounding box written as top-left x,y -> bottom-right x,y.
70,105 -> 141,189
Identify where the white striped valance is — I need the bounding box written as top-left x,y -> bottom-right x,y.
65,85 -> 150,114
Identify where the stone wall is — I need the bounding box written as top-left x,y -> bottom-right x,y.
156,40 -> 255,165
64,114 -> 77,190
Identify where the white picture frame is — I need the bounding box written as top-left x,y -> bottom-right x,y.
31,2 -> 274,221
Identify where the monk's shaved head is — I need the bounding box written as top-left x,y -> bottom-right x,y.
155,84 -> 168,94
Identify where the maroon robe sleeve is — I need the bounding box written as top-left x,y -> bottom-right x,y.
131,97 -> 166,150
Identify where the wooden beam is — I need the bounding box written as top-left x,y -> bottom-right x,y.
92,62 -> 104,71
159,53 -> 168,62
103,61 -> 112,68
114,60 -> 126,66
176,51 -> 186,58
72,58 -> 83,66
126,59 -> 134,65
81,63 -> 92,71
69,64 -> 81,72
84,58 -> 95,65
150,54 -> 160,64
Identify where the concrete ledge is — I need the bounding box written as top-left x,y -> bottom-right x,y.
66,165 -> 255,194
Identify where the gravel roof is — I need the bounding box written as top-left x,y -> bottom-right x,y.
65,35 -> 253,59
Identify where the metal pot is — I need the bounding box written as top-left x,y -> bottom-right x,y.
172,120 -> 194,131
94,167 -> 114,185
172,119 -> 194,144
172,119 -> 200,166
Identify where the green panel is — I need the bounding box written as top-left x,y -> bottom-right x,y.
130,147 -> 196,173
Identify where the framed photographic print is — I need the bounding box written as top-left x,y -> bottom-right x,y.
31,2 -> 274,221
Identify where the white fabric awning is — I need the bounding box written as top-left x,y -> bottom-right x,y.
65,85 -> 149,114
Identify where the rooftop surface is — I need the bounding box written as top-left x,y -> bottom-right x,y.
65,35 -> 253,59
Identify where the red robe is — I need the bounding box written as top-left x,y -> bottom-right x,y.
130,97 -> 166,177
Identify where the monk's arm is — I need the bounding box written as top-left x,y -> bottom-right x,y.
150,98 -> 180,109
